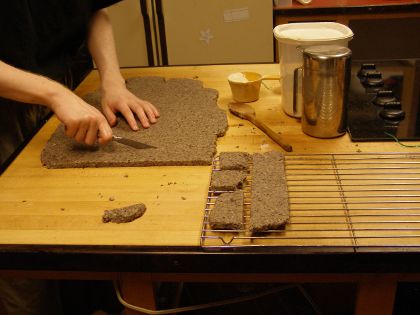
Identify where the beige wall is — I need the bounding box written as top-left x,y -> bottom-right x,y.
107,0 -> 274,66
162,0 -> 274,65
107,0 -> 149,67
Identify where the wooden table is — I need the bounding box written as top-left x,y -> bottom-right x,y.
1,64 -> 420,315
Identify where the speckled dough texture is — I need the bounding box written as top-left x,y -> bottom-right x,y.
219,152 -> 251,171
210,170 -> 247,191
102,203 -> 147,223
209,190 -> 244,230
41,77 -> 228,168
249,151 -> 289,233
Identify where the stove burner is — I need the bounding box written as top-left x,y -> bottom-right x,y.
361,71 -> 384,88
379,101 -> 405,120
347,59 -> 420,141
357,63 -> 376,78
372,90 -> 397,106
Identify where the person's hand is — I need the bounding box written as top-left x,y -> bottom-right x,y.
100,82 -> 160,131
49,87 -> 113,146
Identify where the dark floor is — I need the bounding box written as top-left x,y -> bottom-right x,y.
172,282 -> 420,315
394,283 -> 420,315
157,282 -> 355,315
59,280 -> 420,315
60,280 -> 124,315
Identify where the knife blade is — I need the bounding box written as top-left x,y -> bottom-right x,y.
112,135 -> 156,149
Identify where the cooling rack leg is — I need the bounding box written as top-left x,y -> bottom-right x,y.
354,277 -> 396,315
119,272 -> 156,315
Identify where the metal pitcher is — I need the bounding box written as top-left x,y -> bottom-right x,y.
300,45 -> 352,138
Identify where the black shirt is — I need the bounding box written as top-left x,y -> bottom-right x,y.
0,0 -> 119,78
0,0 -> 120,171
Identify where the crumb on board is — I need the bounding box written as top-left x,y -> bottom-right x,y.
102,203 -> 146,223
109,196 -> 115,201
260,143 -> 270,151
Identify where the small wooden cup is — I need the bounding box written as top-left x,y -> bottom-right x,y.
228,71 -> 279,103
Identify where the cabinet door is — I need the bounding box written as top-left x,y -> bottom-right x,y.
161,0 -> 274,65
107,0 -> 150,67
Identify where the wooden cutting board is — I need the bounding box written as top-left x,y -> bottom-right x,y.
1,64 -> 419,248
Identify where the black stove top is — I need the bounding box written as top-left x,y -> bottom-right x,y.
347,59 -> 420,141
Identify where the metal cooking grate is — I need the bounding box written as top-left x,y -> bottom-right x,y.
201,152 -> 420,250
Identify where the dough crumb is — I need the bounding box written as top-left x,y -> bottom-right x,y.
103,203 -> 146,223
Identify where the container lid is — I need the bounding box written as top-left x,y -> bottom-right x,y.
273,22 -> 353,44
303,45 -> 352,60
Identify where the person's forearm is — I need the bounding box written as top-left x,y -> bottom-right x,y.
86,8 -> 160,131
0,60 -> 113,145
87,9 -> 125,88
0,60 -> 65,110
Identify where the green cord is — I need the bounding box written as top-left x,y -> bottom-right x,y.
384,131 -> 420,148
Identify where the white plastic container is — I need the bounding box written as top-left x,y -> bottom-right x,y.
273,22 -> 353,117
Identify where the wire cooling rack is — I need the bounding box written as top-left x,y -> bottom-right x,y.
201,152 -> 420,251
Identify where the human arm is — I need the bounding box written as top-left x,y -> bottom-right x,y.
87,8 -> 160,131
0,60 -> 112,145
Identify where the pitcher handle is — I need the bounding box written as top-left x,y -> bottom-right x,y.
293,67 -> 303,116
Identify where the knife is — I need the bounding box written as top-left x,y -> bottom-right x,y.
112,135 -> 156,149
